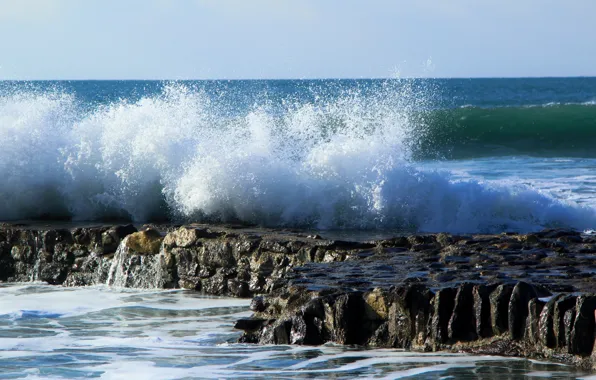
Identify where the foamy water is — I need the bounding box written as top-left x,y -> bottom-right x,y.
0,81 -> 595,233
0,284 -> 586,379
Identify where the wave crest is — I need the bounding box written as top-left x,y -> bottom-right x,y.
0,82 -> 594,233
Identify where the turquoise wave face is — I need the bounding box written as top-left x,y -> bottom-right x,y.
412,104 -> 596,159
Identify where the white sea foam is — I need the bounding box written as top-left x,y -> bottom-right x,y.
0,83 -> 595,233
0,284 -> 584,379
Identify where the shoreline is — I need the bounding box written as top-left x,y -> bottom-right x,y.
1,223 -> 596,368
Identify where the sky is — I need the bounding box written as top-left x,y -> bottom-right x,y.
0,0 -> 595,80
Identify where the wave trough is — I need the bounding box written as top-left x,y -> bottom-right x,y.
0,82 -> 594,233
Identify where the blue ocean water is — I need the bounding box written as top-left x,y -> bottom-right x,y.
2,78 -> 596,377
0,78 -> 595,232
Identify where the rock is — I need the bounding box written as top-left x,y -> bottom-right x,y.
570,295 -> 596,355
553,295 -> 577,349
331,292 -> 364,345
429,288 -> 456,346
526,298 -> 545,345
448,283 -> 476,342
6,224 -> 596,368
124,228 -> 163,255
508,282 -> 538,340
250,296 -> 267,312
365,288 -> 389,320
101,224 -> 137,254
539,294 -> 576,349
387,294 -> 412,348
235,318 -> 270,331
490,284 -> 514,336
473,284 -> 496,338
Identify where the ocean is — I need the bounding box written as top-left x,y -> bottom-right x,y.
1,78 -> 596,378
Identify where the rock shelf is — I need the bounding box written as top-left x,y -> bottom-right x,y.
2,224 -> 596,368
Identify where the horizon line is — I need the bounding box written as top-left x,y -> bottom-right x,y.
1,75 -> 596,81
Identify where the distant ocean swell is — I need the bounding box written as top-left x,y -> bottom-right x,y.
0,82 -> 594,233
415,104 -> 596,159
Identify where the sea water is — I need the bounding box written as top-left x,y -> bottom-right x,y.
1,78 -> 596,378
0,284 -> 589,379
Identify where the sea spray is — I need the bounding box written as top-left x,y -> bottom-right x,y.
0,81 -> 595,232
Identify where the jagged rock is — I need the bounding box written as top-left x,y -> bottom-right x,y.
234,318 -> 270,331
125,228 -> 163,255
429,288 -> 456,346
329,292 -> 364,345
403,285 -> 432,347
449,283 -> 476,342
526,298 -> 545,345
490,284 -> 514,336
508,282 -> 538,340
101,224 -> 137,254
473,284 -> 495,338
564,307 -> 576,352
365,288 -> 389,320
387,293 -> 412,348
553,295 -> 577,349
570,295 -> 596,356
6,224 -> 596,368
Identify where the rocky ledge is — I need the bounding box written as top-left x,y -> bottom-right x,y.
3,224 -> 596,368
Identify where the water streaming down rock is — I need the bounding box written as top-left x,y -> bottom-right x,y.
106,230 -> 167,288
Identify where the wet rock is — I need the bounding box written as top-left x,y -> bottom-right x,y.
8,224 -> 596,367
448,283 -> 476,342
250,296 -> 267,312
473,284 -> 496,338
330,292 -> 364,345
429,288 -> 456,346
402,285 -> 433,347
570,295 -> 596,355
490,284 -> 514,336
539,294 -> 576,349
526,298 -> 545,345
125,228 -> 163,255
101,224 -> 137,254
364,288 -> 389,320
553,295 -> 577,349
508,282 -> 538,340
235,318 -> 270,331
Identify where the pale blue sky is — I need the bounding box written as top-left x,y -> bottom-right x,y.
1,0 -> 595,79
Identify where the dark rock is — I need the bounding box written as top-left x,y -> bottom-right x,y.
553,295 -> 577,348
490,284 -> 514,336
331,292 -> 364,345
448,283 -> 477,342
508,282 -> 538,340
101,224 -> 137,254
429,288 -> 456,346
250,296 -> 267,312
235,318 -> 270,331
570,295 -> 596,356
526,298 -> 545,345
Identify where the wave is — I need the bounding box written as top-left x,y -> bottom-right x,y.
414,104 -> 596,159
0,82 -> 594,232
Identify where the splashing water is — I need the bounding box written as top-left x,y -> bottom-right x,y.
0,80 -> 594,233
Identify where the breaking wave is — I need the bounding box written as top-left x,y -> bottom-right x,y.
0,81 -> 594,233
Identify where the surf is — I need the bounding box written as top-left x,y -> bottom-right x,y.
0,81 -> 594,233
